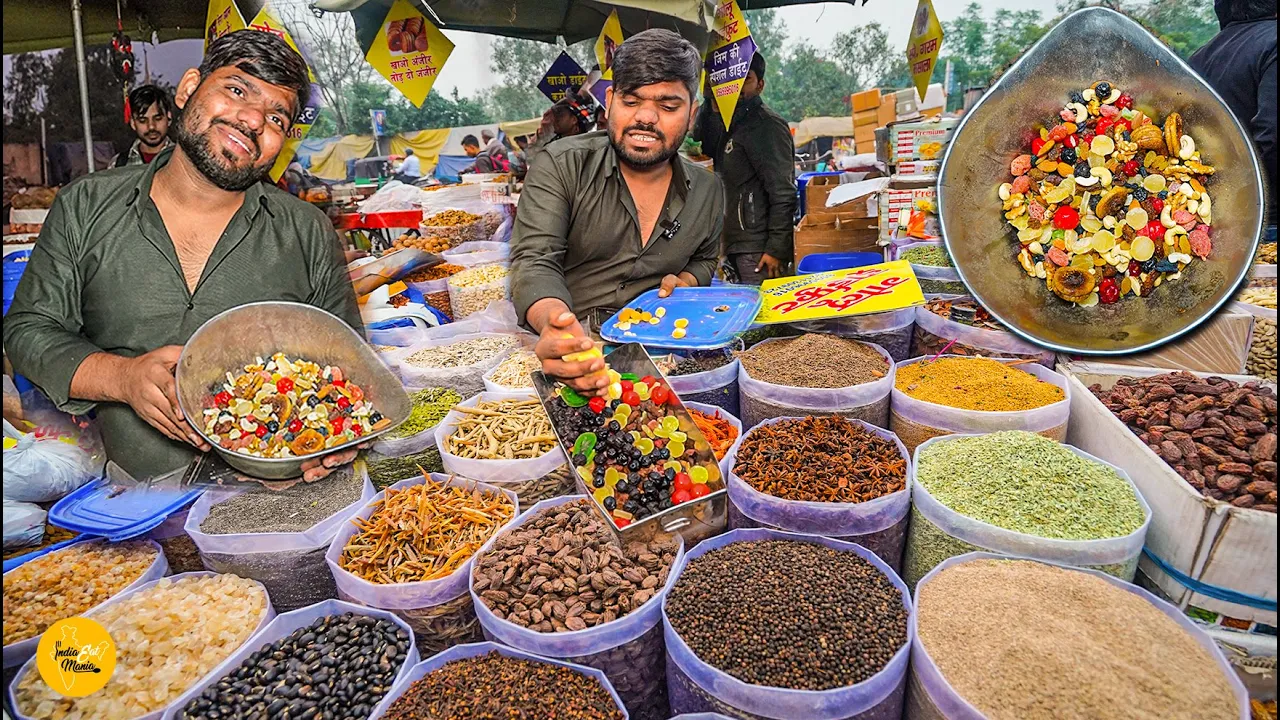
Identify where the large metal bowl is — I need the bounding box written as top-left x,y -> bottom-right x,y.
176,301 -> 412,479
938,6 -> 1266,355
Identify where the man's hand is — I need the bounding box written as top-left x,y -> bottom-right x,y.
756,254 -> 784,279
119,345 -> 210,451
300,445 -> 364,483
657,273 -> 692,298
534,311 -> 609,395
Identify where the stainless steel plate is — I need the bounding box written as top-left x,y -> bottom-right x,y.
176,301 -> 412,479
938,6 -> 1265,354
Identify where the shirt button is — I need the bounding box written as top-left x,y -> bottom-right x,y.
618,283 -> 625,290
186,302 -> 194,310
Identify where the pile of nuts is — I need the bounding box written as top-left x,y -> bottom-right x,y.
1091,372 -> 1277,511
388,233 -> 452,254
447,264 -> 511,318
1247,318 -> 1277,382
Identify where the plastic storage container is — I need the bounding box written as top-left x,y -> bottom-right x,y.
663,528 -> 912,720
668,356 -> 742,418
471,495 -> 684,720
912,297 -> 1055,367
901,435 -> 1151,588
724,418 -> 911,572
889,355 -> 1071,455
796,251 -> 885,275
737,339 -> 895,429
326,472 -> 518,656
893,242 -> 965,295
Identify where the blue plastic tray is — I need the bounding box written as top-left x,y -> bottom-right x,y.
599,286 -> 762,350
2,536 -> 85,574
49,477 -> 202,542
797,251 -> 885,275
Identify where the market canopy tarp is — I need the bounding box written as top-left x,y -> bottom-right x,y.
310,135 -> 378,180
389,128 -> 452,167
793,116 -> 855,146
3,0 -> 206,54
500,117 -> 544,139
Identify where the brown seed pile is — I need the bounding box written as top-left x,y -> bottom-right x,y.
1091,371 -> 1277,511
381,651 -> 624,720
737,334 -> 887,389
733,417 -> 906,503
914,559 -> 1241,720
472,499 -> 677,633
666,540 -> 908,690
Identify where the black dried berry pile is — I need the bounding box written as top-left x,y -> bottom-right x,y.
179,613 -> 410,720
670,350 -> 734,376
666,540 -> 908,691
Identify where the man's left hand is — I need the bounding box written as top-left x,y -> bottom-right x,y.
299,444 -> 367,483
657,274 -> 691,298
756,254 -> 785,279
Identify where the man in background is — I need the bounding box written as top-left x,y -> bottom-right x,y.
394,148 -> 422,183
461,134 -> 504,174
481,130 -> 512,173
112,85 -> 174,167
1190,0 -> 1276,240
694,53 -> 795,283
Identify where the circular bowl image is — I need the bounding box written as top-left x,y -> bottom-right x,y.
938,6 -> 1265,355
176,301 -> 411,479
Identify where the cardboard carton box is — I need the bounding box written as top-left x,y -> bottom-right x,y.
793,211 -> 880,264
851,88 -> 881,112
804,175 -> 842,214
854,124 -> 877,146
878,96 -> 896,127
879,184 -> 937,239
853,109 -> 879,128
887,117 -> 958,165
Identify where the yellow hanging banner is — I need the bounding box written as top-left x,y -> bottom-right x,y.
589,10 -> 624,105
753,261 -> 926,324
706,0 -> 755,131
244,6 -> 320,181
204,0 -> 246,48
906,0 -> 944,103
365,0 -> 455,108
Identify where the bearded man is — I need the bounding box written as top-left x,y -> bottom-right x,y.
510,29 -> 724,394
4,30 -> 361,481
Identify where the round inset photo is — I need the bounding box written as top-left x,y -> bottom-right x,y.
938,7 -> 1265,355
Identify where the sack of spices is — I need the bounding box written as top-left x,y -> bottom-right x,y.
422,208 -> 487,246
737,335 -> 895,429
789,307 -> 916,362
369,642 -> 630,719
146,504 -> 205,574
10,571 -> 273,720
724,417 -> 912,572
4,538 -> 168,669
912,296 -> 1055,367
663,529 -> 912,720
667,348 -> 741,418
907,553 -> 1248,720
435,392 -> 574,506
326,472 -> 517,657
392,332 -> 522,397
184,467 -> 375,612
889,355 -> 1071,455
893,242 -> 967,296
372,387 -> 462,457
447,263 -> 512,320
483,350 -> 543,392
902,432 -> 1151,589
471,496 -> 684,720
165,599 -> 420,720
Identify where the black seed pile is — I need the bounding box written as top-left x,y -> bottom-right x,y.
666,540 -> 908,690
382,651 -> 625,720
670,349 -> 735,376
179,613 -> 410,720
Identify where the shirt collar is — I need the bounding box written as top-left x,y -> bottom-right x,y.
126,146 -> 270,218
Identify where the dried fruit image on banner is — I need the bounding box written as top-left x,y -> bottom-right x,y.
367,0 -> 455,107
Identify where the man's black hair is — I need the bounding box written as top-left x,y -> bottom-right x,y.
198,30 -> 311,114
611,29 -> 701,101
461,134 -> 480,147
128,85 -> 173,118
404,148 -> 414,156
749,52 -> 766,81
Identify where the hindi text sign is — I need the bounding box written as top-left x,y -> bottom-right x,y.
753,261 -> 926,324
907,0 -> 944,103
706,0 -> 755,131
366,0 -> 455,108
538,52 -> 589,103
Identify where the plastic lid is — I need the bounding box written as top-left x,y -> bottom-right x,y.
599,286 -> 762,350
49,470 -> 202,542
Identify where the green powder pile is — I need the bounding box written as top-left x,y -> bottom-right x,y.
387,387 -> 461,439
916,431 -> 1145,541
900,245 -> 953,267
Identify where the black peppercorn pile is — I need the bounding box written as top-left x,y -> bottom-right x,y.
382,651 -> 625,720
179,613 -> 410,720
666,540 -> 908,690
670,349 -> 735,376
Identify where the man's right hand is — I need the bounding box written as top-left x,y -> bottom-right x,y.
534,311 -> 609,395
119,345 -> 209,451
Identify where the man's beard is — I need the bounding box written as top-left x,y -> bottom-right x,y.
174,110 -> 268,192
609,121 -> 684,170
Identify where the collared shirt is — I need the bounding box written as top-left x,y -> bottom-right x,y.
3,148 -> 363,479
510,131 -> 724,324
399,154 -> 422,177
112,137 -> 174,168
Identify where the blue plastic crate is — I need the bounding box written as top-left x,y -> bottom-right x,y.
797,251 -> 885,275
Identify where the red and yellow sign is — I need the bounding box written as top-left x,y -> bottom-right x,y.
907,0 -> 944,103
36,618 -> 117,697
753,261 -> 925,324
366,0 -> 454,108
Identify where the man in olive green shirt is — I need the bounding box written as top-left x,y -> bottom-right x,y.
4,31 -> 361,481
512,29 -> 724,394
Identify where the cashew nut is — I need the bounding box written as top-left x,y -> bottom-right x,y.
1179,183 -> 1196,198
1188,198 -> 1200,214
1165,225 -> 1188,246
1198,194 -> 1212,220
1178,135 -> 1196,160
1035,261 -> 1047,279
1082,88 -> 1096,102
1161,205 -> 1176,228
1091,166 -> 1113,186
1029,241 -> 1045,256
1067,102 -> 1088,124
999,183 -> 1012,201
1076,175 -> 1100,187
1103,88 -> 1122,104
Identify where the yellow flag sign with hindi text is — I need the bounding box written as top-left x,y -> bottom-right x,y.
706,0 -> 755,131
907,0 -> 944,103
366,0 -> 455,108
753,261 -> 926,324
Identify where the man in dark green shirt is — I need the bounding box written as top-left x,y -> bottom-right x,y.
512,29 -> 724,394
3,31 -> 361,481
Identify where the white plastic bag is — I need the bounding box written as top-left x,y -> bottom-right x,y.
2,499 -> 44,550
391,332 -> 522,396
443,241 -> 511,268
447,263 -> 512,320
357,181 -> 425,213
326,472 -> 518,656
737,339 -> 895,429
2,419 -> 95,503
893,241 -> 966,295
912,296 -> 1055,367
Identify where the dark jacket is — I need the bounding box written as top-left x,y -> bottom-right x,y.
1189,1 -> 1277,223
696,96 -> 796,260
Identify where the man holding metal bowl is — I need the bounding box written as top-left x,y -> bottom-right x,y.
4,31 -> 362,482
